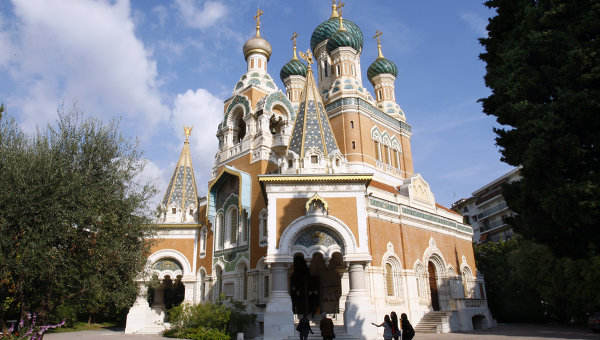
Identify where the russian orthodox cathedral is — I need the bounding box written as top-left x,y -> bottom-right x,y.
125,3 -> 493,339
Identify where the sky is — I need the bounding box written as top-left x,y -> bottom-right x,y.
0,0 -> 514,209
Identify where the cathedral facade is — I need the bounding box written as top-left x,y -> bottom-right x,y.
125,4 -> 493,339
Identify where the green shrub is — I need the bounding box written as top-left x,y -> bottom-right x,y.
164,295 -> 256,339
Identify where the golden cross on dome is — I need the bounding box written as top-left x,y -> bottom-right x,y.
254,8 -> 264,36
337,1 -> 345,14
299,49 -> 313,68
374,30 -> 384,58
183,125 -> 193,142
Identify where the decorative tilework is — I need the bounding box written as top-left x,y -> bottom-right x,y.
153,259 -> 182,272
293,227 -> 344,251
224,95 -> 251,124
264,91 -> 295,121
401,206 -> 473,233
325,97 -> 411,131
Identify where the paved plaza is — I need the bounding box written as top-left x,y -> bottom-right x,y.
44,323 -> 599,340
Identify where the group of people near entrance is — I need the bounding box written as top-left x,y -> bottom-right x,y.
296,311 -> 414,340
372,312 -> 415,340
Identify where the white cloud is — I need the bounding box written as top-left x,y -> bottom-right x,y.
172,88 -> 223,195
8,0 -> 169,133
140,158 -> 168,211
460,12 -> 488,37
175,0 -> 227,29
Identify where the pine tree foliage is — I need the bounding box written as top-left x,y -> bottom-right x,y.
479,0 -> 600,258
0,105 -> 157,324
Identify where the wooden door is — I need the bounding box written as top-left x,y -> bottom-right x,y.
428,261 -> 440,311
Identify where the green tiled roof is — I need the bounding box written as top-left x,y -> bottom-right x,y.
310,17 -> 363,52
326,29 -> 361,53
367,57 -> 398,83
280,59 -> 308,82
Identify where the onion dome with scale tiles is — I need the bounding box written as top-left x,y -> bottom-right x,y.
310,2 -> 363,53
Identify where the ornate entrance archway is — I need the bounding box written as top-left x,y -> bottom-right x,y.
428,261 -> 440,311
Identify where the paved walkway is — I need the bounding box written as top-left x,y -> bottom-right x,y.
44,324 -> 600,340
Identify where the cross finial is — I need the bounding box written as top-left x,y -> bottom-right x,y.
374,30 -> 384,58
183,125 -> 193,143
337,1 -> 345,15
254,8 -> 264,37
291,32 -> 299,60
299,49 -> 313,68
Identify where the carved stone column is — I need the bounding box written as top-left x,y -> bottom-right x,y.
263,262 -> 294,340
344,262 -> 376,340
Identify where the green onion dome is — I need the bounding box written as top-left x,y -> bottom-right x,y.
326,28 -> 362,54
280,59 -> 308,82
243,35 -> 272,61
367,57 -> 398,83
310,17 -> 363,53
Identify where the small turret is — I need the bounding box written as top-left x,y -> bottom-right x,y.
367,31 -> 404,120
280,32 -> 308,107
243,8 -> 272,72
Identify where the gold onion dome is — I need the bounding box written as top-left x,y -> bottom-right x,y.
243,36 -> 272,61
243,8 -> 272,61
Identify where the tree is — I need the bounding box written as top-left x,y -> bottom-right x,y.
0,104 -> 157,325
479,0 -> 600,259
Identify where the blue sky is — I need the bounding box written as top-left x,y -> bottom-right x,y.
0,0 -> 513,209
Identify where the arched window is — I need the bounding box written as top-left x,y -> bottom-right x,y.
386,263 -> 394,296
233,114 -> 246,144
217,213 -> 224,249
239,264 -> 248,300
215,266 -> 223,299
200,227 -> 207,256
384,257 -> 403,299
462,267 -> 474,298
374,141 -> 381,161
199,269 -> 206,302
240,209 -> 248,244
227,206 -> 238,245
259,209 -> 268,246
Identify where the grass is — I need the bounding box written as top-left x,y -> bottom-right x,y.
49,321 -> 119,333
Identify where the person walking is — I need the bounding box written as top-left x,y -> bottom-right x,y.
372,314 -> 394,340
400,313 -> 415,340
296,314 -> 313,340
390,311 -> 400,340
319,313 -> 335,340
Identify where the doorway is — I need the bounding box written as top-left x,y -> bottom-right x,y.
290,253 -> 342,316
428,261 -> 440,311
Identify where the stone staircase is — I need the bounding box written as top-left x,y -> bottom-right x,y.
286,315 -> 357,340
414,311 -> 450,334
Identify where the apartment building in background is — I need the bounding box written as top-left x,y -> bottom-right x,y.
452,168 -> 521,244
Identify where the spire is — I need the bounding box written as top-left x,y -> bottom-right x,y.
287,49 -> 340,159
291,32 -> 299,60
161,126 -> 199,222
374,30 -> 384,59
330,0 -> 344,18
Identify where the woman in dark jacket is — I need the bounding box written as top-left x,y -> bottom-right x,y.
390,311 -> 400,340
296,314 -> 313,340
400,313 -> 415,340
